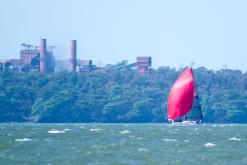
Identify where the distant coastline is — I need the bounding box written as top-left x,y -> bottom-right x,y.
0,65 -> 247,123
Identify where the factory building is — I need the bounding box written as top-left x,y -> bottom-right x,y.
0,59 -> 20,70
136,56 -> 152,74
20,39 -> 55,73
8,59 -> 21,67
78,60 -> 95,72
20,44 -> 40,72
20,44 -> 39,66
0,38 -> 152,74
55,60 -> 69,71
55,59 -> 96,73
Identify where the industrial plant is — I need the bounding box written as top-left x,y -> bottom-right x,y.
0,39 -> 152,74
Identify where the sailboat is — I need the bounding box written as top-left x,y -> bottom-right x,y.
167,68 -> 203,125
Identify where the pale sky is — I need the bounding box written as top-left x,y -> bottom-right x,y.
0,0 -> 247,70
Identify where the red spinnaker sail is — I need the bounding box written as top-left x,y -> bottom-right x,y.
168,68 -> 195,120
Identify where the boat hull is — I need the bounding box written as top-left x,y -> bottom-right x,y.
171,120 -> 202,126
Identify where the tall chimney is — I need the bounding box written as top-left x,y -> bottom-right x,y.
70,40 -> 77,71
40,38 -> 47,73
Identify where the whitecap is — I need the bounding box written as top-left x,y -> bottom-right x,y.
15,138 -> 32,142
89,128 -> 102,132
162,138 -> 177,142
120,130 -> 130,134
63,129 -> 70,131
229,137 -> 241,141
136,137 -> 143,140
138,148 -> 148,152
48,129 -> 65,134
204,142 -> 216,147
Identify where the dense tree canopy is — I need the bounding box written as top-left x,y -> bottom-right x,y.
0,64 -> 247,123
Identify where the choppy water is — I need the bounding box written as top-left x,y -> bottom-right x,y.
0,123 -> 247,165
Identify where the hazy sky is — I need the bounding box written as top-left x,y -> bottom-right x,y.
0,0 -> 247,70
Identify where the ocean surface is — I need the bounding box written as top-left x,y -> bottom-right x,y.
0,123 -> 246,165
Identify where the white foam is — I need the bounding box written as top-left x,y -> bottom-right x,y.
229,137 -> 241,141
136,137 -> 143,140
63,129 -> 70,131
129,135 -> 135,138
15,138 -> 32,142
204,142 -> 216,147
120,130 -> 130,134
162,138 -> 177,142
89,128 -> 102,132
48,129 -> 65,134
138,148 -> 148,151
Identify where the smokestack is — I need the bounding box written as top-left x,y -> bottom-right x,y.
69,40 -> 77,71
40,38 -> 47,73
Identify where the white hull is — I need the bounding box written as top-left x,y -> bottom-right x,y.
171,120 -> 202,126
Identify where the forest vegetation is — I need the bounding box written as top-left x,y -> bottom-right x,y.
1,61 -> 247,123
